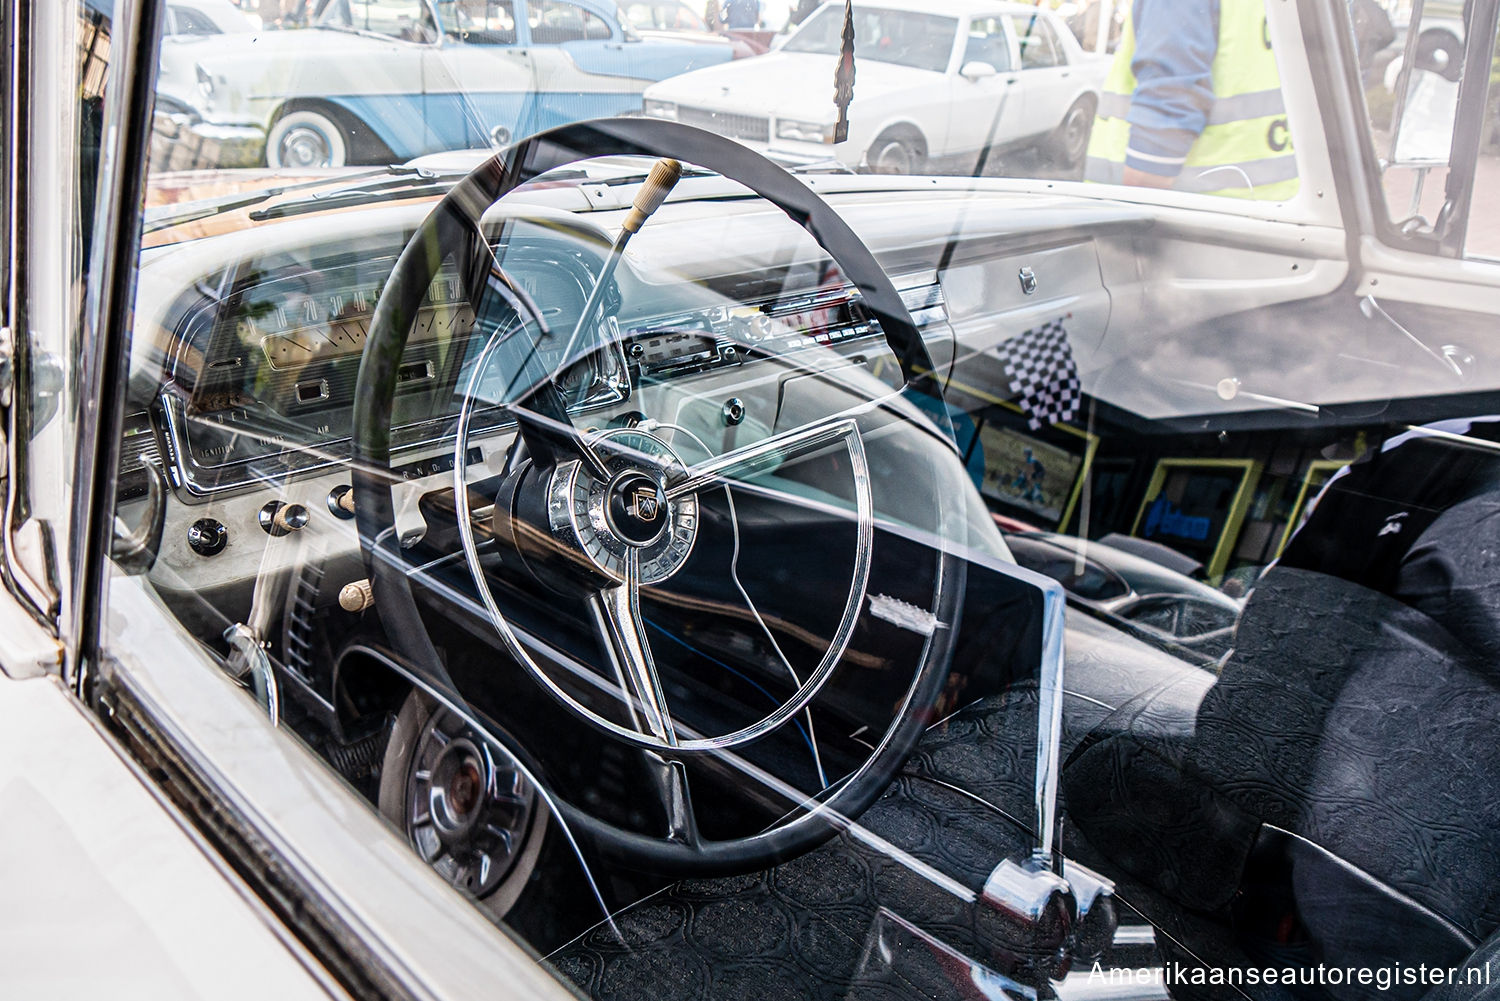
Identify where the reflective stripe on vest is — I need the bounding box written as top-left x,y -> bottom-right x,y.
1085,152 -> 1298,192
1096,87 -> 1286,126
1085,0 -> 1298,201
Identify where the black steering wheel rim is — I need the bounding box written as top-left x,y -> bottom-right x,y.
351,118 -> 965,875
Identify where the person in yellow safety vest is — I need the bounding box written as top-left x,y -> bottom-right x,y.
1084,0 -> 1298,200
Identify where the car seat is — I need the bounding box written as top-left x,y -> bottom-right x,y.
1063,418 -> 1500,1000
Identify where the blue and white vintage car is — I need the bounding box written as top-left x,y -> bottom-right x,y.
156,0 -> 739,167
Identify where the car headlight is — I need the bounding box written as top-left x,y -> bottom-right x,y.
643,99 -> 678,121
776,118 -> 835,144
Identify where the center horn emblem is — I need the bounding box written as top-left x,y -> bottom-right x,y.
629,486 -> 662,523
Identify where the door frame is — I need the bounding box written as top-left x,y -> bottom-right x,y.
53,2 -> 578,998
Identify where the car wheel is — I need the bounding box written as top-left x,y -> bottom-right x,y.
1044,97 -> 1094,170
867,131 -> 924,174
267,109 -> 348,169
378,690 -> 548,920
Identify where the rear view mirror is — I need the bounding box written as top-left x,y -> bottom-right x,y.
961,61 -> 998,81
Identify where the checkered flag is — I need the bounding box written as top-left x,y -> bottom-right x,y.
998,318 -> 1081,430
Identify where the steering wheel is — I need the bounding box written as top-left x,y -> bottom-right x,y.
352,118 -> 969,876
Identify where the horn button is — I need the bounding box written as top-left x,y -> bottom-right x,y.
545,428 -> 699,586
606,472 -> 669,546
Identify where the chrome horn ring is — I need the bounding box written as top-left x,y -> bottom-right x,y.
453,320 -> 875,754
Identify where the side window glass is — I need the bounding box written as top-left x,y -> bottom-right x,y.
623,1 -> 704,31
963,16 -> 1012,72
170,7 -> 222,35
529,0 -> 613,43
439,0 -> 518,44
1012,13 -> 1060,69
1357,0 -> 1500,257
1457,18 -> 1500,258
324,0 -> 440,42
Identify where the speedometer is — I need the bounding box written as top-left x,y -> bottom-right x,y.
253,274 -> 468,371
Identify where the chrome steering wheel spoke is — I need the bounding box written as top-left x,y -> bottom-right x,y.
659,759 -> 700,847
589,549 -> 678,746
666,416 -> 864,502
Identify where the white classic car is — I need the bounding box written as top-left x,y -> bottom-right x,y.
155,0 -> 739,168
641,0 -> 1108,172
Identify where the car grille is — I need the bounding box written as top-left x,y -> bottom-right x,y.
676,107 -> 770,143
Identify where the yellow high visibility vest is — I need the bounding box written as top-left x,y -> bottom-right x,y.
1085,0 -> 1298,201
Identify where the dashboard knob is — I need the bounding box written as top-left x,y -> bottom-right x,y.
259,501 -> 309,537
187,518 -> 228,557
339,579 -> 375,613
328,485 -> 356,519
722,398 -> 746,426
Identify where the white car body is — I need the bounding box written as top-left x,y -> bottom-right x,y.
641,0 -> 1108,171
155,0 -> 736,167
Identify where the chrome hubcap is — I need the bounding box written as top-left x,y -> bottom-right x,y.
278,126 -> 331,168
1066,111 -> 1087,150
874,143 -> 910,174
406,713 -> 535,899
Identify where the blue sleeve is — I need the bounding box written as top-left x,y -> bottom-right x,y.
1125,0 -> 1219,176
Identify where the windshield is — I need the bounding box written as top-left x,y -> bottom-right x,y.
620,0 -> 705,31
50,0 -> 1500,997
783,6 -> 957,72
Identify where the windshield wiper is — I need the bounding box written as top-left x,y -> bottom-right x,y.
242,166 -> 647,222
143,165 -> 446,234
246,169 -> 475,220
154,158 -> 810,232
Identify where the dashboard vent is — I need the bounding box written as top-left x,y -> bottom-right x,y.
117,412 -> 162,502
283,562 -> 323,684
900,282 -> 948,328
900,282 -> 946,315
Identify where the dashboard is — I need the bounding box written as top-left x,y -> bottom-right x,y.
125,190 -> 1117,614
142,225 -> 950,503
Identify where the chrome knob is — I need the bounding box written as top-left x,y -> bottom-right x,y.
328,485 -> 356,519
259,501 -> 309,537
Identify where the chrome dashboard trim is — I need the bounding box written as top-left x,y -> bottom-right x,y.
152,278 -> 945,498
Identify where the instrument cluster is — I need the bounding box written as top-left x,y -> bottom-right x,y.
150,229 -> 946,500
157,240 -> 626,496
